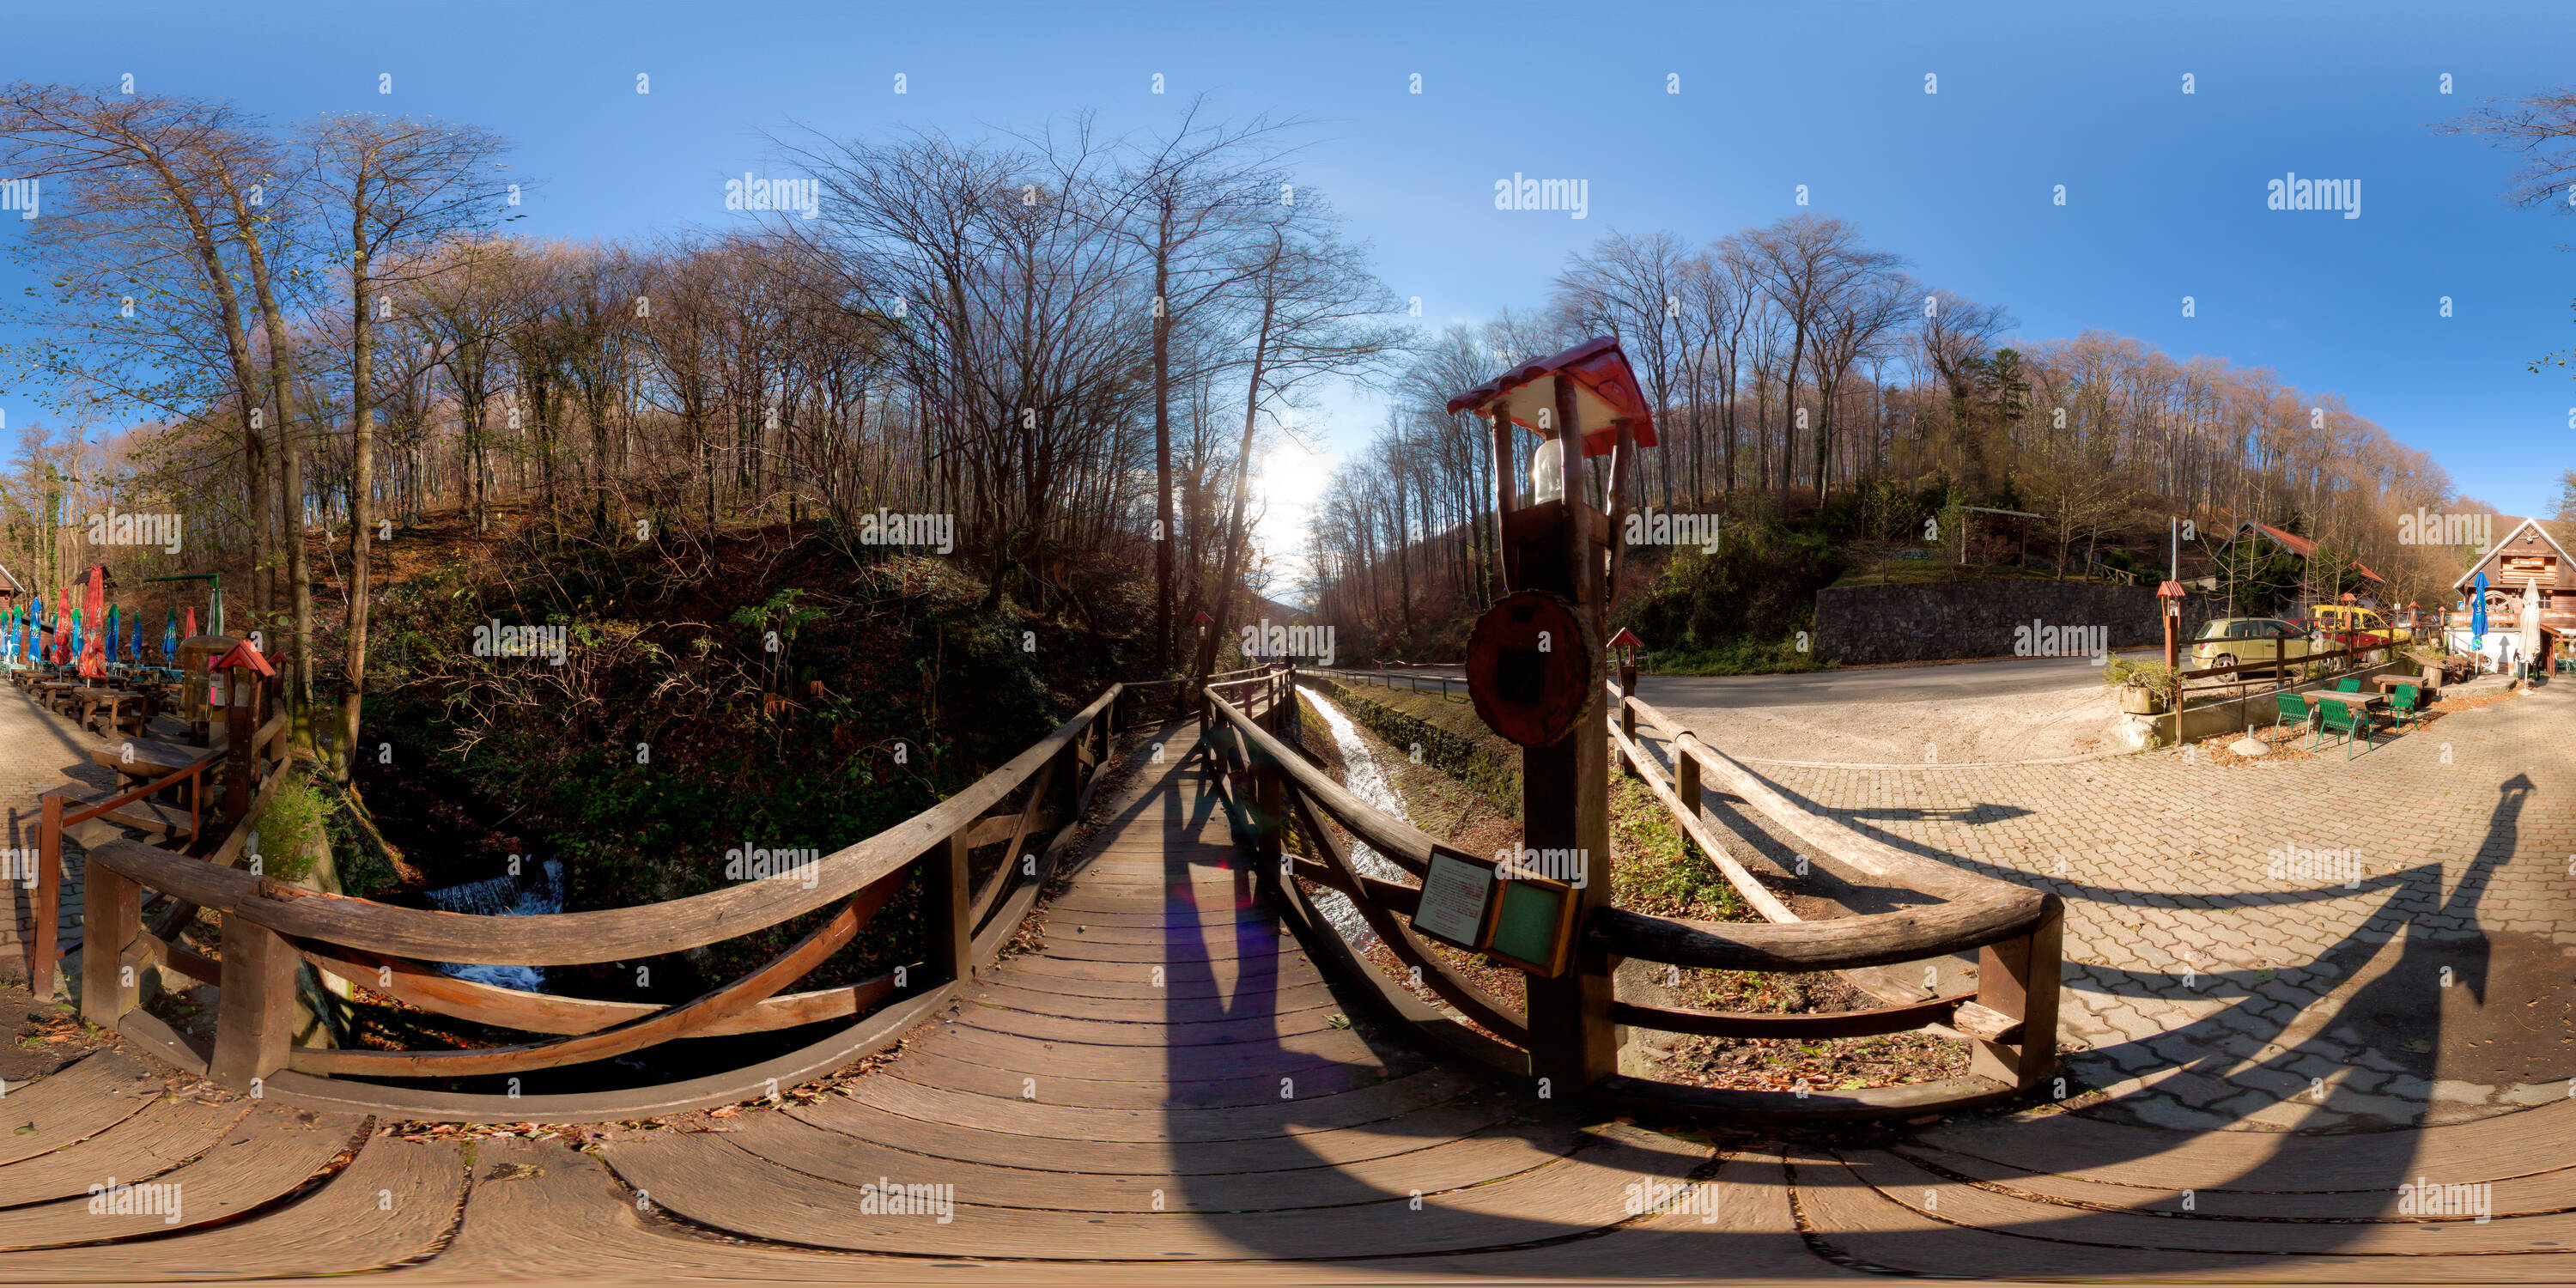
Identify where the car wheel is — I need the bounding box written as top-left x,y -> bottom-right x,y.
2214,653 -> 2236,678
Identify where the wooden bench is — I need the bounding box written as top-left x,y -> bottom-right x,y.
40,784 -> 199,845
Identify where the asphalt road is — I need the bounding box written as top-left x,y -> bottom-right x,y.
1356,647 -> 2161,710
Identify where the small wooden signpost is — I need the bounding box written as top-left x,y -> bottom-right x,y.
1406,843 -> 1581,978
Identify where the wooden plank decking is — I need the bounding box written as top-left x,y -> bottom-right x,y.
0,716 -> 2568,1280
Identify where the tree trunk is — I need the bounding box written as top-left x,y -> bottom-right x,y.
341,222 -> 376,782
1197,286 -> 1277,677
1151,204 -> 1176,675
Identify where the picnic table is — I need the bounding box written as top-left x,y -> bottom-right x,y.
89,738 -> 222,816
37,679 -> 80,713
2371,674 -> 2436,697
73,686 -> 148,736
2301,690 -> 2385,712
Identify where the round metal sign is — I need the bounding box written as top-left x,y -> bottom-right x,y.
1465,590 -> 1597,746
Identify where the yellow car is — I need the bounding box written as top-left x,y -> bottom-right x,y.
2309,605 -> 2412,645
2187,618 -> 2319,674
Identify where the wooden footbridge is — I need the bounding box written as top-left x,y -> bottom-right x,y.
3,663 -> 2567,1280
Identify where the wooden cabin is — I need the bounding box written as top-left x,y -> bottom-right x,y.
2448,517 -> 2575,668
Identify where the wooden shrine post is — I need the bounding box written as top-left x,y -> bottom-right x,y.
1516,375 -> 1619,1097
1451,339 -> 1661,1101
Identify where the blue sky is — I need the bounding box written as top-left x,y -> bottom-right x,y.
6,0 -> 2574,588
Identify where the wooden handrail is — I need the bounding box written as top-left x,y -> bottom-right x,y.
294,939 -> 899,1037
1204,684 -> 1441,879
58,753 -> 215,829
1613,683 -> 2016,906
77,678 -> 1141,1112
88,684 -> 1122,966
289,876 -> 898,1077
1218,667 -> 2063,1112
1586,900 -> 2047,972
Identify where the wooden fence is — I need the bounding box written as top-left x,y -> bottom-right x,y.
74,678 -> 1173,1122
1212,663 -> 2063,1121
28,705 -> 291,999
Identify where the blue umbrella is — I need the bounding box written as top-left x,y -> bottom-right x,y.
104,605 -> 118,667
2470,570 -> 2488,653
162,608 -> 178,661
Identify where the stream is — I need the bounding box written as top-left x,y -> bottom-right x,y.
422,858 -> 565,991
1296,684 -> 1415,948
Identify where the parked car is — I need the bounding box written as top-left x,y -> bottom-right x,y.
2309,604 -> 2412,646
2187,617 -> 2324,675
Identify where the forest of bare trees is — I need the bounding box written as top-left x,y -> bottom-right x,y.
1308,215 -> 2483,657
0,87 -> 1402,769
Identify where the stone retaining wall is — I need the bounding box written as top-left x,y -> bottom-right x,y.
1816,579 -> 2221,665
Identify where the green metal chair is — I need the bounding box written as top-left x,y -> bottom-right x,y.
2274,691 -> 2314,736
2390,683 -> 2424,732
2316,699 -> 2374,759
2335,677 -> 2362,693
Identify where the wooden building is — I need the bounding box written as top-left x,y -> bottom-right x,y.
2447,516 -> 2574,667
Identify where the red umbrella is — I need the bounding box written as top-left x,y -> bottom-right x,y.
78,567 -> 105,677
184,605 -> 197,639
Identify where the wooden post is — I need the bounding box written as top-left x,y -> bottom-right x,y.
1617,653 -> 1638,778
222,671 -> 255,822
1968,895 -> 2064,1091
1676,744 -> 1701,827
32,791 -> 62,999
209,914 -> 297,1091
79,849 -> 138,1026
921,833 -> 973,986
1488,397 -> 1519,593
1603,422 -> 1637,613
1054,738 -> 1078,824
1252,750 -> 1283,894
1522,374 -> 1619,1098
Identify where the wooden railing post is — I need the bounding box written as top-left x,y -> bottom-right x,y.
78,848 -> 139,1026
209,913 -> 297,1091
921,833 -> 973,986
1053,735 -> 1079,823
1617,655 -> 1638,777
1967,894 -> 2064,1091
1675,745 -> 1701,829
1252,750 -> 1283,895
32,791 -> 62,999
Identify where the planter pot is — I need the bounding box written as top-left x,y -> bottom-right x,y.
2116,684 -> 2168,714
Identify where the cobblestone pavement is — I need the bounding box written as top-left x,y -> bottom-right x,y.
1741,680 -> 2576,1133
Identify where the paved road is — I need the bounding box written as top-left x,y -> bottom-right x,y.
1356,648 -> 2160,710
1635,647 -> 2160,708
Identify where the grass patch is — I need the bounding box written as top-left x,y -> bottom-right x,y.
1609,769 -> 1748,923
1642,634 -> 1829,677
